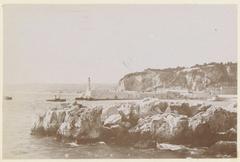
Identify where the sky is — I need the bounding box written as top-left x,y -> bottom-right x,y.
3,5 -> 237,84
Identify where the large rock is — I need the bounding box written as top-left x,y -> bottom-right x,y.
207,141 -> 237,156
117,103 -> 140,125
128,115 -> 153,139
216,128 -> 237,141
31,114 -> 45,135
100,99 -> 170,145
103,114 -> 122,127
129,113 -> 189,144
164,102 -> 211,117
102,103 -> 139,128
57,106 -> 103,143
101,103 -> 140,145
187,106 -> 237,146
156,143 -> 190,151
101,104 -> 122,122
138,98 -> 167,117
152,113 -> 189,143
31,108 -> 66,136
31,104 -> 103,143
156,143 -> 207,155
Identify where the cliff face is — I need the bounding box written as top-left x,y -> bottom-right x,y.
118,62 -> 237,92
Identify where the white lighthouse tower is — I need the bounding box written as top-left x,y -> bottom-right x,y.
85,77 -> 92,99
87,77 -> 91,91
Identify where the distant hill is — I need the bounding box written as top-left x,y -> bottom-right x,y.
118,62 -> 237,92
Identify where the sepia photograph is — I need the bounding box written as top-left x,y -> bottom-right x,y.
2,4 -> 238,159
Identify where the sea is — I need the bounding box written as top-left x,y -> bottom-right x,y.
2,84 -> 231,159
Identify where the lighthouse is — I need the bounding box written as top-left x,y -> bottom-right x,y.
85,77 -> 92,99
87,77 -> 91,91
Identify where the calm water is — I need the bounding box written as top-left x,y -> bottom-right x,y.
3,84 -> 227,159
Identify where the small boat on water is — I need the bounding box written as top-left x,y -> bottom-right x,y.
46,95 -> 66,102
4,96 -> 13,100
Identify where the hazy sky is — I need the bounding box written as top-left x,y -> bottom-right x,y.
3,5 -> 237,84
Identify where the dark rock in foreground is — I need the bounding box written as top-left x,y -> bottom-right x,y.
31,98 -> 237,156
216,128 -> 237,141
186,106 -> 237,146
207,141 -> 237,157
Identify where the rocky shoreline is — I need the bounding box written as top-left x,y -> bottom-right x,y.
31,98 -> 237,157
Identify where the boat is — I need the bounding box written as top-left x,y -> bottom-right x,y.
4,96 -> 13,100
46,95 -> 66,102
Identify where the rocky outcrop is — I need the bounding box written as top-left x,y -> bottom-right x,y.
101,103 -> 140,145
216,128 -> 237,141
186,106 -> 237,146
138,98 -> 167,117
129,113 -> 188,144
101,104 -> 122,122
31,108 -> 66,136
57,106 -> 103,143
31,105 -> 103,143
165,102 -> 210,117
31,98 -> 237,156
118,62 -> 237,92
207,141 -> 237,156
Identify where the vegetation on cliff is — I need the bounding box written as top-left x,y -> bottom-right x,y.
118,62 -> 237,92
